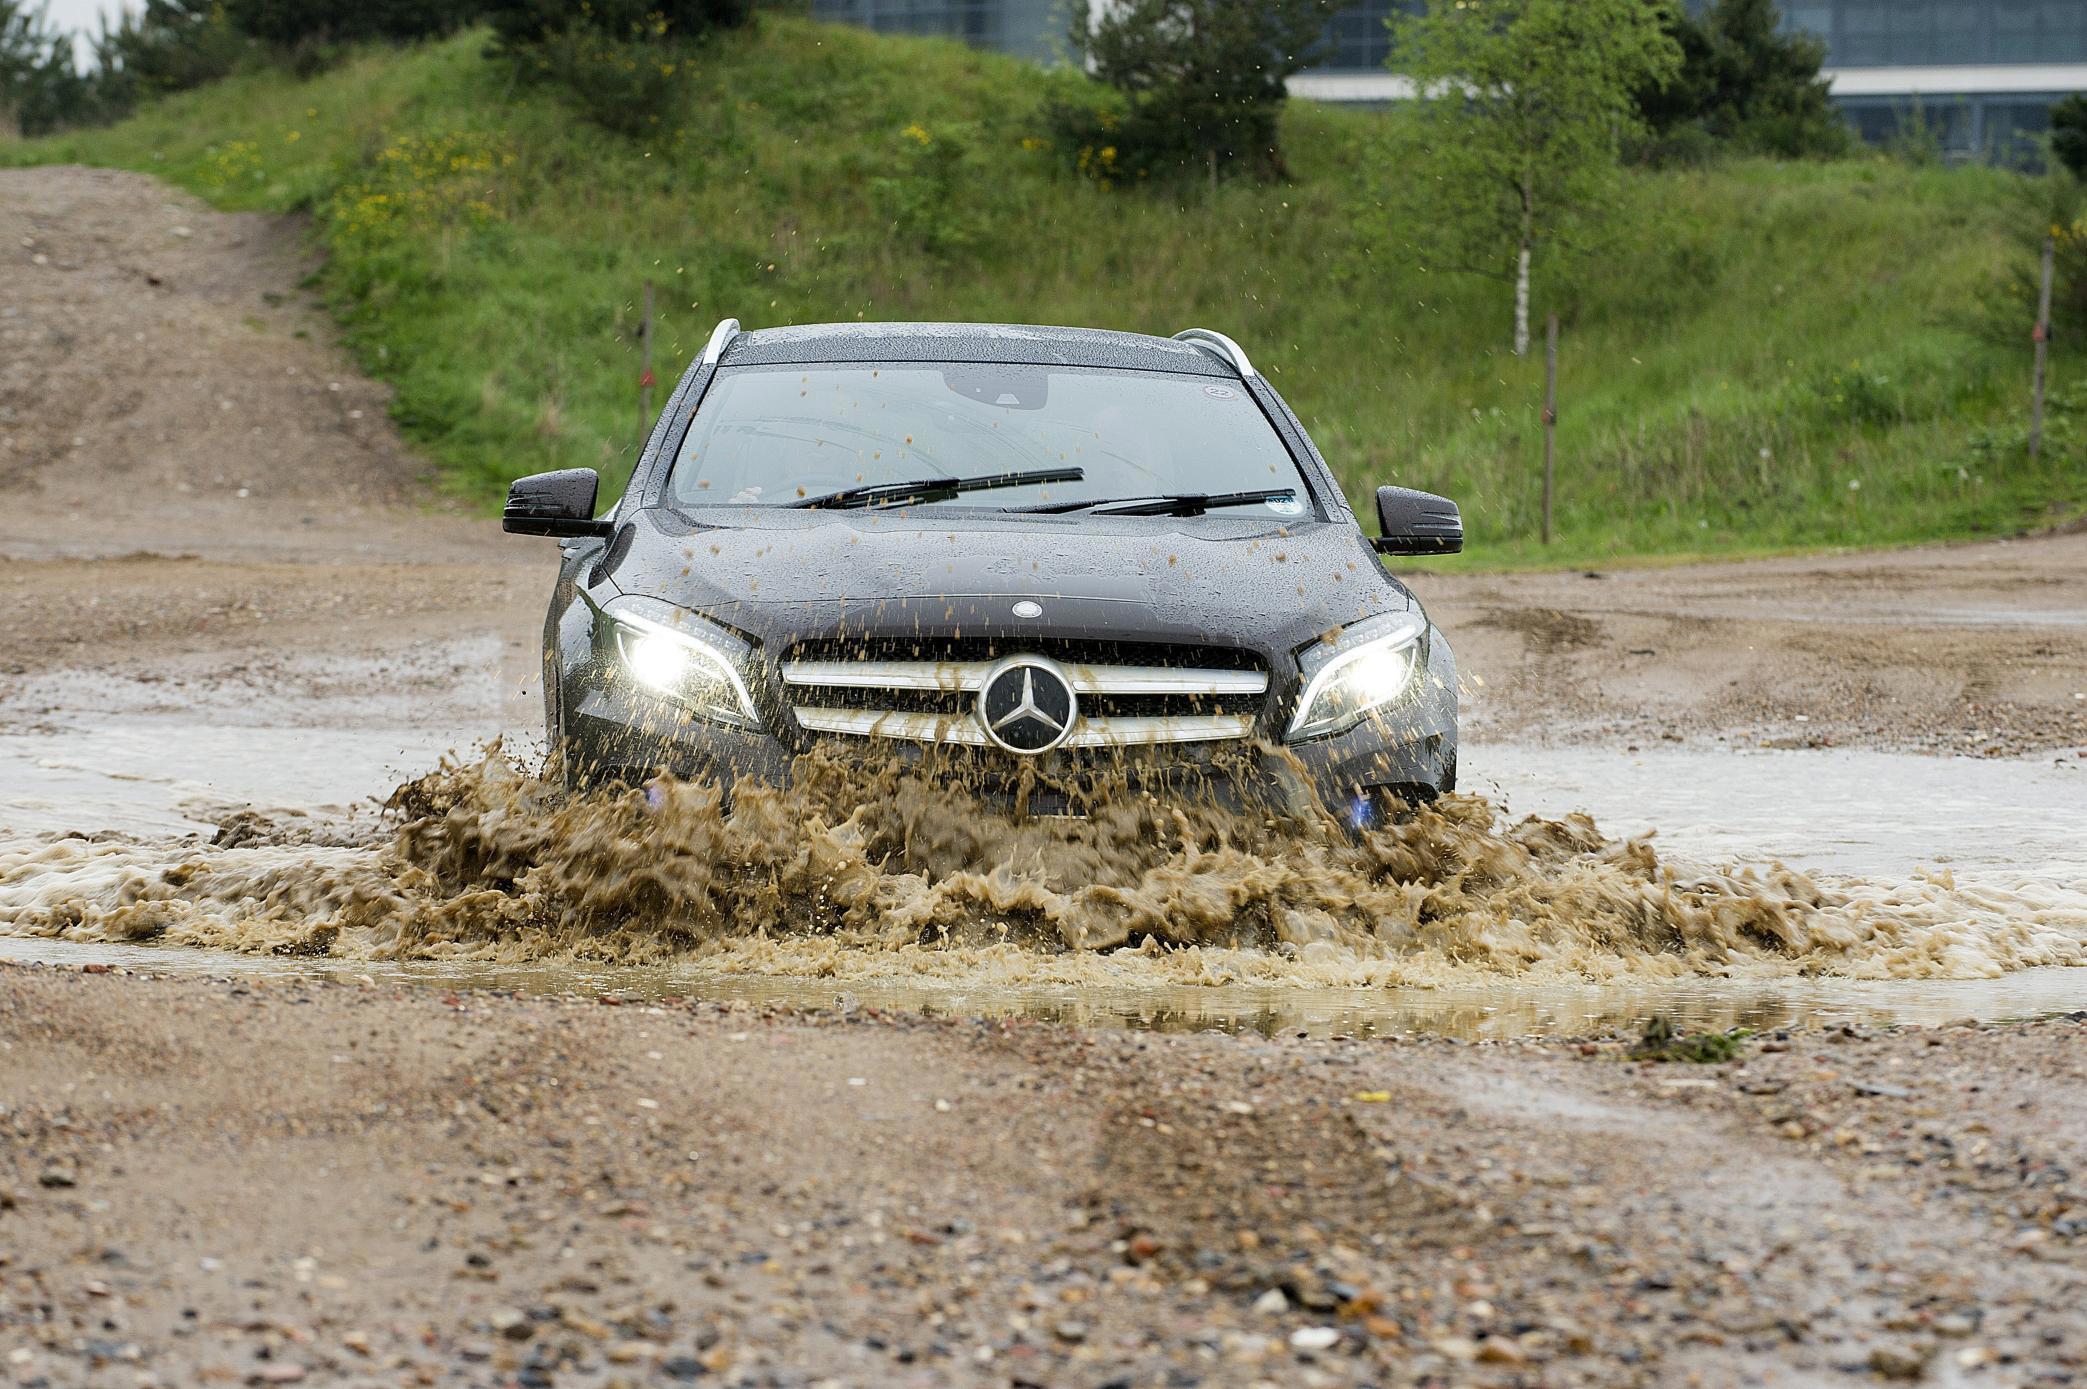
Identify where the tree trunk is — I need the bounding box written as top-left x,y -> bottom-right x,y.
1512,177 -> 1534,357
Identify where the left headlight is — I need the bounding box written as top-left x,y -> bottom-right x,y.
1286,610 -> 1428,742
598,596 -> 760,729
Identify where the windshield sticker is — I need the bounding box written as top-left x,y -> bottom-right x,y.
1265,494 -> 1305,516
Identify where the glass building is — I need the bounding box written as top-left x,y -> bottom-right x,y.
813,0 -> 2087,163
809,0 -> 1069,62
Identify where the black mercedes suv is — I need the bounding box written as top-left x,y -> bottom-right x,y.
504,320 -> 1462,828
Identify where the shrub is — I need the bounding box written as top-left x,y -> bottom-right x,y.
1636,0 -> 1849,163
484,0 -> 752,51
1974,173 -> 2087,353
1065,0 -> 1335,184
516,26 -> 693,136
90,0 -> 249,110
484,0 -> 752,137
1967,380 -> 2086,469
224,0 -> 481,47
4,1 -> 106,135
1808,362 -> 1903,427
323,130 -> 510,254
2054,95 -> 2087,183
870,121 -> 977,256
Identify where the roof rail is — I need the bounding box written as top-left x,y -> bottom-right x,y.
701,317 -> 742,367
1171,327 -> 1256,379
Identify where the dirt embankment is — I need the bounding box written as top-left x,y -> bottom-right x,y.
2,964 -> 2082,1387
0,164 -> 542,725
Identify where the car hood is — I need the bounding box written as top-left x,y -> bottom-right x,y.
597,506 -> 1420,659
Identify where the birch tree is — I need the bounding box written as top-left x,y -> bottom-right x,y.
1390,0 -> 1679,355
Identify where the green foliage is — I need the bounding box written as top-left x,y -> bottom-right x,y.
1975,172 -> 2087,351
1968,379 -> 2087,469
483,0 -> 752,51
1636,0 -> 1848,163
870,121 -> 980,257
2054,95 -> 2087,183
1069,0 -> 1335,182
1633,1017 -> 1750,1063
1389,0 -> 1682,353
7,21 -> 2080,565
224,0 -> 479,46
2,1 -> 100,135
484,0 -> 750,137
91,0 -> 249,112
514,26 -> 699,136
1807,361 -> 1903,427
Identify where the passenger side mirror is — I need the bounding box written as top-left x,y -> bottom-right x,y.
503,469 -> 612,538
1372,486 -> 1462,556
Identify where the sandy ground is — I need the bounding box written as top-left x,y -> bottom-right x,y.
3,165 -> 2087,1386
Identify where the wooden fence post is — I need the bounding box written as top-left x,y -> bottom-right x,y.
638,280 -> 656,452
2030,234 -> 2054,462
1541,312 -> 1559,546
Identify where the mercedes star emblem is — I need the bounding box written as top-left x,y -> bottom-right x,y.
976,655 -> 1076,755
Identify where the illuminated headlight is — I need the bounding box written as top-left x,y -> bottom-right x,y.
599,597 -> 759,729
1286,610 -> 1428,742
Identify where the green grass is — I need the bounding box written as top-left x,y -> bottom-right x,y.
10,18 -> 2081,566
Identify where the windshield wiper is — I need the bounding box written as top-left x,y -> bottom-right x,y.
1021,487 -> 1298,517
789,467 -> 1082,510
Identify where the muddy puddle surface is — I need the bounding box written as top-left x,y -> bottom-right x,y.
3,718 -> 2084,1036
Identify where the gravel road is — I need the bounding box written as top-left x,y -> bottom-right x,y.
2,966 -> 2083,1387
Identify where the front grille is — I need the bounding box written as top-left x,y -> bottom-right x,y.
779,641 -> 1268,750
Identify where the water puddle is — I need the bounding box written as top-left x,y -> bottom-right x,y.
1,713 -> 2083,1038
2,934 -> 2080,1040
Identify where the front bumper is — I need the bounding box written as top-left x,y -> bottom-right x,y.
555,631 -> 1458,823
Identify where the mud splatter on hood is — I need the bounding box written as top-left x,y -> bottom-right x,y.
3,746 -> 2083,988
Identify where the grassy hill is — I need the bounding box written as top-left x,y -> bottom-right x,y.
10,17 -> 2080,565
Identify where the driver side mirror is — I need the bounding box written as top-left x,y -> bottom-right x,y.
1372,486 -> 1462,556
503,469 -> 613,538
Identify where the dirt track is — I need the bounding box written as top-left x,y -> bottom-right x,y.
4,966 -> 2084,1388
3,164 -> 2087,1386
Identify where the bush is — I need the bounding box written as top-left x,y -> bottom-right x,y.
2055,95 -> 2087,183
1967,380 -> 2086,471
1636,0 -> 1849,163
484,0 -> 751,137
90,0 -> 249,111
4,1 -> 108,135
484,0 -> 752,51
224,0 -> 480,47
1808,362 -> 1903,427
1065,0 -> 1335,184
515,27 -> 694,136
1974,173 -> 2087,352
870,121 -> 978,256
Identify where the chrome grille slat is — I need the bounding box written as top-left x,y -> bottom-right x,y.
781,659 -> 1266,696
792,708 -> 994,745
791,707 -> 1255,748
783,651 -> 1267,750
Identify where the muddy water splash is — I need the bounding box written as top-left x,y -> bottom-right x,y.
2,745 -> 2083,988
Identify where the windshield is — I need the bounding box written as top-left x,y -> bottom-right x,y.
667,363 -> 1312,515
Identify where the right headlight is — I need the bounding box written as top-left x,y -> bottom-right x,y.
1285,610 -> 1428,742
595,595 -> 760,729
